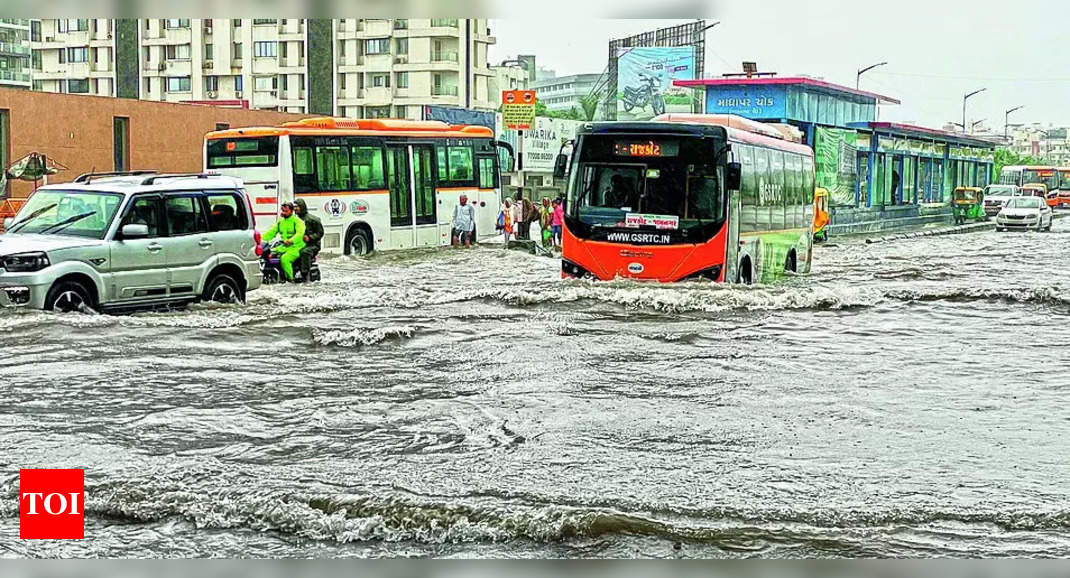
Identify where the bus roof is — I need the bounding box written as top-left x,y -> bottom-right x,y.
205,116 -> 495,140
579,114 -> 813,157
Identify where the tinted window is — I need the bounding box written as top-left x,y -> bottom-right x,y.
121,196 -> 161,237
351,145 -> 386,190
207,137 -> 279,168
315,145 -> 351,191
740,145 -> 757,206
435,141 -> 476,186
478,156 -> 497,188
206,190 -> 248,231
165,195 -> 208,236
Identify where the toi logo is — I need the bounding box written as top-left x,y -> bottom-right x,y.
20,469 -> 85,539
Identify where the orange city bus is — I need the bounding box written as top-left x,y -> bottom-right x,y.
555,114 -> 815,283
203,117 -> 513,255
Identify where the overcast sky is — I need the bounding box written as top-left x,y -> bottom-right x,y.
490,0 -> 1070,131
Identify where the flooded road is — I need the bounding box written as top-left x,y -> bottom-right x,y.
2,222 -> 1070,558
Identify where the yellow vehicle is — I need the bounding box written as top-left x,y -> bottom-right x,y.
951,186 -> 985,224
813,187 -> 830,241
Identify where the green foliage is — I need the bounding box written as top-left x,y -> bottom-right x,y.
534,99 -> 549,117
993,148 -> 1046,177
580,93 -> 599,121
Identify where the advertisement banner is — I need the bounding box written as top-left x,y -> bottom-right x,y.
815,127 -> 859,207
422,105 -> 495,132
616,46 -> 695,120
502,90 -> 536,130
521,117 -> 582,173
705,85 -> 786,119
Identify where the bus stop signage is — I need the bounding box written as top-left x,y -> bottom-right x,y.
502,90 -> 536,130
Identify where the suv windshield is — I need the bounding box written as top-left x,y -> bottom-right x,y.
1008,197 -> 1042,209
568,134 -> 724,240
7,190 -> 124,239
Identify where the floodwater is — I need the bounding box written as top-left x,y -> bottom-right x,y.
2,222 -> 1070,558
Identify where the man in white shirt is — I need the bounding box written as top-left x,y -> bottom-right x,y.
452,194 -> 477,248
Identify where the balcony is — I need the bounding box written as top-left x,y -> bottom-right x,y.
278,58 -> 305,73
0,69 -> 30,83
431,85 -> 459,97
0,19 -> 32,28
432,50 -> 459,63
363,86 -> 393,104
362,53 -> 392,72
430,19 -> 459,28
0,42 -> 30,56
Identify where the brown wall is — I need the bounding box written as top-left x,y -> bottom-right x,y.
0,88 -> 310,198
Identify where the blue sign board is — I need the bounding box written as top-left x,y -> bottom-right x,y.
423,105 -> 495,132
705,85 -> 787,120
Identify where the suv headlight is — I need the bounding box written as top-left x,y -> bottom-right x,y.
1,252 -> 51,273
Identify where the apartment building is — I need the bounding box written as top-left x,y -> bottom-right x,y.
531,73 -> 601,113
28,18 -> 496,118
0,19 -> 32,90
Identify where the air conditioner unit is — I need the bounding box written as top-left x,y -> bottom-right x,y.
235,90 -> 243,98
207,90 -> 217,98
157,63 -> 166,71
269,90 -> 277,97
394,55 -> 407,64
45,36 -> 55,42
203,60 -> 213,69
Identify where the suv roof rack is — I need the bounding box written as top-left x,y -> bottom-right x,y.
139,172 -> 223,185
74,170 -> 158,184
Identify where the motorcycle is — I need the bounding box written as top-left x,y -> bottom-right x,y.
620,73 -> 666,116
260,240 -> 321,284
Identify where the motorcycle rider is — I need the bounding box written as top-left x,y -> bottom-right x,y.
293,199 -> 323,282
261,202 -> 305,282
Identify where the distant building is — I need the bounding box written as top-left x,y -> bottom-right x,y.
28,18 -> 496,118
0,19 -> 32,90
489,64 -> 529,106
1009,124 -> 1070,165
531,73 -> 600,113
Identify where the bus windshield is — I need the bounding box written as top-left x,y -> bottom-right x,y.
569,135 -> 724,233
207,136 -> 280,168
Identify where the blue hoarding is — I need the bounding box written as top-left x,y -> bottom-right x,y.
705,85 -> 787,120
423,105 -> 496,132
616,46 -> 696,121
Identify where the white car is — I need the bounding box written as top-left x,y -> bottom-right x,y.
0,172 -> 262,312
983,184 -> 1019,218
995,195 -> 1053,232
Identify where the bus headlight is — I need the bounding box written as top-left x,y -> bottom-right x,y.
561,259 -> 593,279
682,264 -> 723,281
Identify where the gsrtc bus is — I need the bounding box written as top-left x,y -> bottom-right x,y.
203,117 -> 513,255
999,165 -> 1058,190
555,114 -> 814,283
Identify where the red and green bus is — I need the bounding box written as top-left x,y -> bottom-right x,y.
555,114 -> 814,283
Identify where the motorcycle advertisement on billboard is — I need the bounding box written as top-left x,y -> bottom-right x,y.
616,46 -> 696,120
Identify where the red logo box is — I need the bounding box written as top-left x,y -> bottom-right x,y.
20,469 -> 85,540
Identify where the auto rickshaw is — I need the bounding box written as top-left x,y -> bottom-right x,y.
813,187 -> 830,241
951,186 -> 986,225
1021,182 -> 1059,208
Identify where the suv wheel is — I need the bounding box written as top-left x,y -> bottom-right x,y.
45,281 -> 93,313
203,273 -> 244,304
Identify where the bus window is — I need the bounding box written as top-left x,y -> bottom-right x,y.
207,137 -> 279,167
387,146 -> 410,227
447,146 -> 473,181
769,150 -> 786,230
316,145 -> 351,191
350,145 -> 386,190
478,156 -> 497,189
435,141 -> 476,186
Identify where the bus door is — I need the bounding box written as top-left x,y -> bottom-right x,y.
385,143 -> 438,249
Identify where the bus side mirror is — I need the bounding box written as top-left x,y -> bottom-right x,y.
726,162 -> 742,191
553,154 -> 569,179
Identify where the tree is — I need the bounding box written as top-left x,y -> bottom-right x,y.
534,100 -> 549,117
994,147 -> 1046,178
579,93 -> 600,121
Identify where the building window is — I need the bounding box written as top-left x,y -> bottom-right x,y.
395,72 -> 408,88
204,75 -> 218,92
233,19 -> 242,28
280,75 -> 288,91
338,40 -> 346,57
235,75 -> 243,92
165,44 -> 190,61
166,76 -> 191,92
364,38 -> 389,55
394,105 -> 408,118
252,19 -> 278,25
371,73 -> 389,88
164,19 -> 190,29
204,43 -> 213,61
58,19 -> 89,33
339,73 -> 346,90
113,117 -> 129,171
366,106 -> 390,119
66,47 -> 88,63
394,19 -> 408,29
431,19 -> 459,28
254,41 -> 277,58
232,42 -> 243,59
254,76 -> 277,91
67,79 -> 89,93
32,80 -> 43,90
395,38 -> 408,54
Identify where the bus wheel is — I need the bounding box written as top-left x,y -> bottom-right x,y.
346,226 -> 372,256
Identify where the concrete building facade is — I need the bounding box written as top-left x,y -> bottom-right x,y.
27,18 -> 495,119
0,19 -> 32,90
531,73 -> 600,113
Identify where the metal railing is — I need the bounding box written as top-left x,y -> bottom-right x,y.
0,69 -> 30,82
431,19 -> 459,28
432,85 -> 459,96
0,42 -> 31,56
432,50 -> 459,63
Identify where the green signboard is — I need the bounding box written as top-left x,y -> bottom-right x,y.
815,127 -> 858,206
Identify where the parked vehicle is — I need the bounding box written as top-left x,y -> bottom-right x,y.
951,187 -> 986,224
813,187 -> 830,242
0,172 -> 262,312
995,195 -> 1052,232
620,73 -> 666,116
982,184 -> 1019,217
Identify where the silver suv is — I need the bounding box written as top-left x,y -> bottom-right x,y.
0,172 -> 262,312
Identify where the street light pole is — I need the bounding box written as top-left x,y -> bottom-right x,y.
856,61 -> 888,90
1004,105 -> 1024,141
962,88 -> 986,134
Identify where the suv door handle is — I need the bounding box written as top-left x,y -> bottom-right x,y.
147,243 -> 163,253
199,239 -> 214,248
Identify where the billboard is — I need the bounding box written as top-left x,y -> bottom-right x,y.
521,117 -> 582,172
422,105 -> 496,132
615,46 -> 696,121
